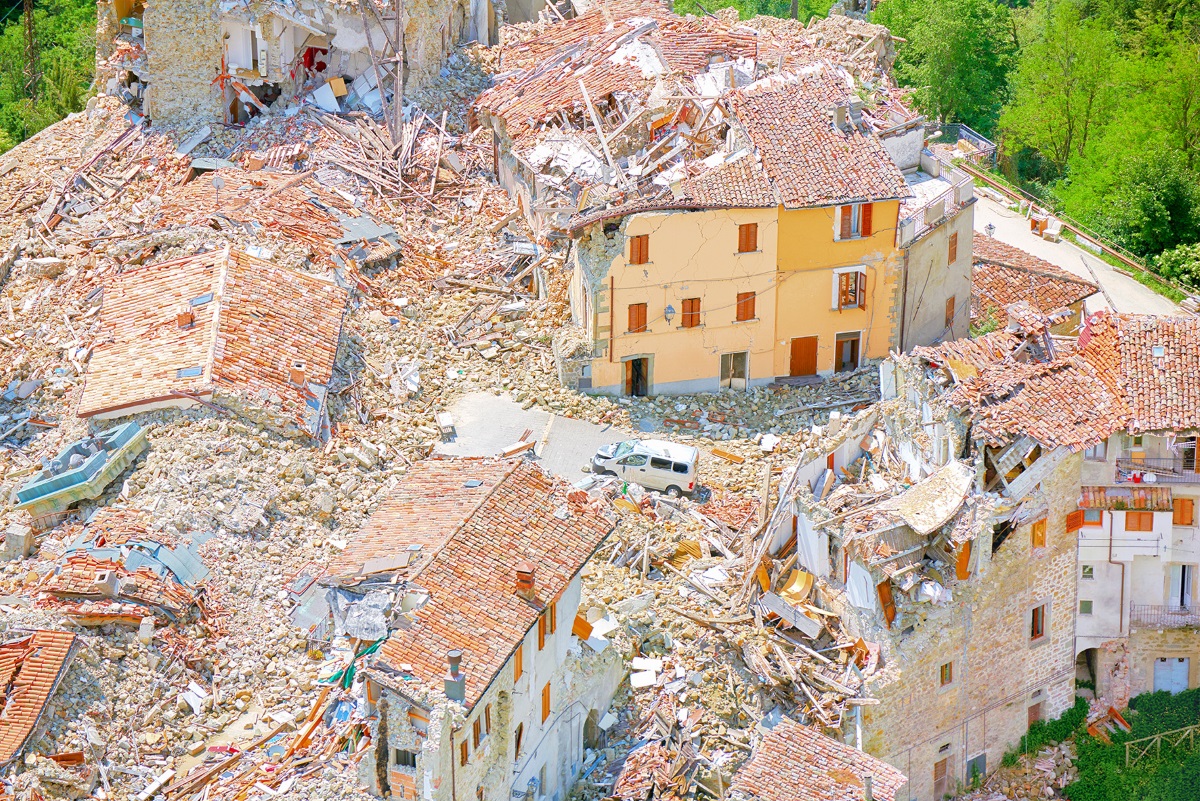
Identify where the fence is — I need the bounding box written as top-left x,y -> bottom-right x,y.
1125,723 -> 1200,766
1129,604 -> 1200,629
926,122 -> 997,168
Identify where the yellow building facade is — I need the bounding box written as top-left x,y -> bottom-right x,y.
570,199 -> 904,396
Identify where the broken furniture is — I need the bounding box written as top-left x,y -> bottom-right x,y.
13,421 -> 149,530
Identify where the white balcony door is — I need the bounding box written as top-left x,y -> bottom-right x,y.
1169,564 -> 1194,608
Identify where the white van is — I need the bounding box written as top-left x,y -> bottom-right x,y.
591,439 -> 699,497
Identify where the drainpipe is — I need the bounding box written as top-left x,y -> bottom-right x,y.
609,275 -> 615,364
898,244 -> 910,351
1108,512 -> 1126,635
449,728 -> 458,801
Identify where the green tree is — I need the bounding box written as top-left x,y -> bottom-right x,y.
999,0 -> 1116,174
873,0 -> 1016,135
672,0 -> 834,22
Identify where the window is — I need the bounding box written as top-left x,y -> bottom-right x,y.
513,643 -> 523,681
939,661 -> 954,686
1169,564 -> 1193,607
835,332 -> 861,373
650,457 -> 672,470
838,203 -> 872,239
948,232 -> 958,263
1080,600 -> 1094,615
738,222 -> 758,253
485,704 -> 492,735
736,291 -> 755,322
933,758 -> 950,799
460,740 -> 469,766
538,614 -> 547,650
1174,498 -> 1195,526
835,270 -> 866,310
1084,440 -> 1107,461
473,718 -> 482,747
629,234 -> 649,265
1126,511 -> 1154,532
681,298 -> 700,328
1083,509 -> 1103,527
619,454 -> 648,466
1030,604 -> 1046,641
1031,518 -> 1047,549
945,296 -> 956,330
541,682 -> 551,722
1132,435 -> 1145,446
627,303 -> 647,333
514,723 -> 524,757
1028,702 -> 1043,727
1082,564 -> 1095,580
394,749 -> 417,768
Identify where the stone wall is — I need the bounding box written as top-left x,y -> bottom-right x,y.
143,0 -> 222,127
1127,627 -> 1200,697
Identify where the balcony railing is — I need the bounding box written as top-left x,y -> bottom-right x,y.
897,168 -> 974,247
1130,604 -> 1200,629
1116,456 -> 1200,484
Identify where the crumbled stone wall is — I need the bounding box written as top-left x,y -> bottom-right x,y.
96,0 -> 120,63
143,0 -> 222,127
854,449 -> 1081,801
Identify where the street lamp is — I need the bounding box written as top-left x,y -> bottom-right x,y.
663,304 -> 676,326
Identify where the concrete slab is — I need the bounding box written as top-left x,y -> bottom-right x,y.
973,196 -> 1180,316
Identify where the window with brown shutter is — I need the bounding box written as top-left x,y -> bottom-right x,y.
839,205 -> 853,240
837,271 -> 866,310
541,682 -> 551,722
629,234 -> 649,265
547,601 -> 556,634
736,292 -> 755,321
945,296 -> 956,330
473,718 -> 482,747
1030,604 -> 1046,640
537,614 -> 547,650
1031,518 -> 1047,549
628,303 -> 647,333
513,643 -> 523,680
948,232 -> 958,263
1174,499 -> 1195,526
1126,511 -> 1154,532
1066,510 -> 1085,532
681,298 -> 700,328
861,203 -> 873,236
460,740 -> 469,766
485,704 -> 492,734
514,723 -> 524,757
738,222 -> 758,253
877,581 -> 896,628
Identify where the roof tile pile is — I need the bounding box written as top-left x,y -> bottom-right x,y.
368,459 -> 613,711
79,247 -> 347,437
730,717 -> 906,801
0,631 -> 79,767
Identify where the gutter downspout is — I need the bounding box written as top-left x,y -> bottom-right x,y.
609,275 -> 615,364
449,728 -> 458,801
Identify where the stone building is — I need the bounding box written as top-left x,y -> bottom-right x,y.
474,3 -> 973,396
96,0 -> 500,127
320,458 -> 621,801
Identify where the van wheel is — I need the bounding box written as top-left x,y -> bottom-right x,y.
602,470 -> 617,477
666,485 -> 682,498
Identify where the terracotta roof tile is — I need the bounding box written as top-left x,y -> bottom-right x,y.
0,630 -> 79,767
1079,486 -> 1172,511
78,247 -> 346,436
731,718 -> 906,801
972,235 -> 1097,324
368,459 -> 613,710
611,743 -> 673,800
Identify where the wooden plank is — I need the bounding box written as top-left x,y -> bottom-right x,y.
711,448 -> 745,464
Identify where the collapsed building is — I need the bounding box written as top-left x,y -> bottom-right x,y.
971,235 -> 1098,335
77,246 -> 348,440
0,631 -> 81,770
318,458 -> 620,801
96,0 -> 500,127
474,3 -> 975,396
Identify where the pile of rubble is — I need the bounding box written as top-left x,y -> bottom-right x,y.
955,742 -> 1078,801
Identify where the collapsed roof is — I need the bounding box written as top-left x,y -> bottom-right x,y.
78,246 -> 347,439
972,235 -> 1098,325
0,630 -> 80,768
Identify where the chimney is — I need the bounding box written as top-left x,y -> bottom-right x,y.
864,774 -> 874,801
833,104 -> 848,129
176,304 -> 195,328
289,360 -> 307,386
444,649 -> 466,703
515,561 -> 536,602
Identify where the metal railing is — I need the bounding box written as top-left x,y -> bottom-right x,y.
1116,457 -> 1200,484
1130,604 -> 1200,629
897,168 -> 974,247
926,122 -> 997,167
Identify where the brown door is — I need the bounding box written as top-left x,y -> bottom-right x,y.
789,336 -> 818,377
933,758 -> 949,799
625,358 -> 648,397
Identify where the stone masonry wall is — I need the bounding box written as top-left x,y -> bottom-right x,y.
1127,627 -> 1200,698
143,0 -> 222,127
858,450 -> 1081,801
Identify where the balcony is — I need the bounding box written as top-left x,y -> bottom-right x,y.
1116,456 -> 1200,484
1130,604 -> 1200,629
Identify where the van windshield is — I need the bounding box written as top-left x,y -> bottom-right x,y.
614,441 -> 636,458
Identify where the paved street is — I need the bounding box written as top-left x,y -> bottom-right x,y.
972,196 -> 1181,316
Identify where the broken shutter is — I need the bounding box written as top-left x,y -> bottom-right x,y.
839,205 -> 853,240
856,271 -> 867,309
948,232 -> 959,263
628,303 -> 647,333
955,541 -> 972,580
1066,510 -> 1085,532
876,581 -> 896,628
1175,499 -> 1195,525
837,272 -> 854,310
861,203 -> 873,236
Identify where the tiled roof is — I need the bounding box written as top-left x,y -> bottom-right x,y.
328,459 -> 514,579
731,70 -> 910,208
972,235 -> 1097,324
684,152 -> 779,208
369,459 -> 613,711
611,743 -> 673,800
731,718 -> 906,801
911,330 -> 1022,377
78,247 -> 347,437
1100,313 -> 1200,434
1079,486 -> 1173,511
0,630 -> 79,767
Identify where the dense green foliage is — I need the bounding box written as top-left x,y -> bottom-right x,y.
1063,688 -> 1200,801
873,0 -> 1200,262
1001,696 -> 1089,767
0,0 -> 95,154
673,0 -> 834,24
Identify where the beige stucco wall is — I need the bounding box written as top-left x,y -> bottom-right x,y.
899,203 -> 974,350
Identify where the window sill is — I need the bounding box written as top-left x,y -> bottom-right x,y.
836,235 -> 867,242
734,250 -> 763,255
627,261 -> 653,267
832,307 -> 866,313
731,318 -> 759,325
676,324 -> 705,331
1029,635 -> 1049,648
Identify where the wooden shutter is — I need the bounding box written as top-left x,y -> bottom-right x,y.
955,541 -> 971,580
630,234 -> 649,264
1174,499 -> 1195,525
628,303 -> 647,333
460,740 -> 468,766
839,205 -> 853,240
513,643 -> 523,680
541,682 -> 551,722
485,704 -> 492,734
1127,511 -> 1154,532
473,718 -> 481,747
681,298 -> 700,328
514,724 -> 524,756
1066,510 -> 1085,533
738,222 -> 758,253
537,614 -> 547,649
1031,518 -> 1047,549
837,272 -> 852,310
856,271 -> 867,309
736,292 -> 755,321
547,601 -> 557,633
948,232 -> 958,263
945,296 -> 956,330
861,203 -> 873,236
877,581 -> 896,628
